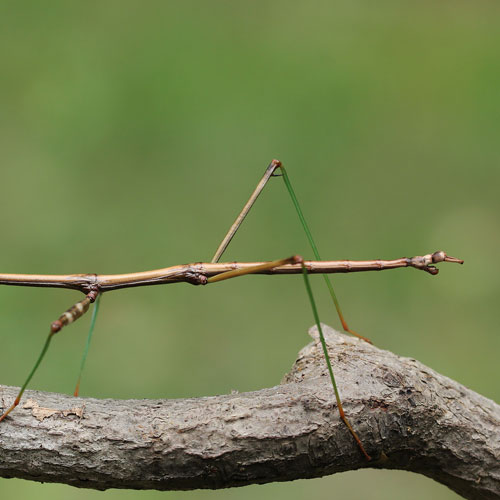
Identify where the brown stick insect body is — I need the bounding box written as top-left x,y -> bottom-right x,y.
0,160 -> 463,460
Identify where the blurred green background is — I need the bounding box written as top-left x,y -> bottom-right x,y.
0,2 -> 498,499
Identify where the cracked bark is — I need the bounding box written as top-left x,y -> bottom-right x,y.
0,325 -> 498,499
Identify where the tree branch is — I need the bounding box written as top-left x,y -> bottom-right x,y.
0,325 -> 498,499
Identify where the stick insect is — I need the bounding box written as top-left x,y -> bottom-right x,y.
0,160 -> 463,460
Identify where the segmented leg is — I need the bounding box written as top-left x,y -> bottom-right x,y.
211,160 -> 281,263
209,160 -> 373,458
207,254 -> 371,460
211,159 -> 371,343
300,259 -> 371,460
278,166 -> 372,343
207,256 -> 301,283
0,290 -> 98,422
74,293 -> 101,396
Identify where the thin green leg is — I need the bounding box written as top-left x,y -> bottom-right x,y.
209,161 -> 372,458
74,294 -> 101,396
0,330 -> 56,422
211,160 -> 370,343
279,166 -> 371,343
0,292 -> 98,422
301,262 -> 371,460
206,253 -> 372,460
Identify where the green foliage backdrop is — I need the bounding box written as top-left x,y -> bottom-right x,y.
0,2 -> 498,499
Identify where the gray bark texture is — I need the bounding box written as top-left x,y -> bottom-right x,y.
0,325 -> 498,499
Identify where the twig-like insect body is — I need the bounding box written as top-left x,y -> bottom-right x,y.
0,160 -> 463,461
0,252 -> 461,293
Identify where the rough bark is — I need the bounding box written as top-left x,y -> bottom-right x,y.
0,325 -> 498,499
